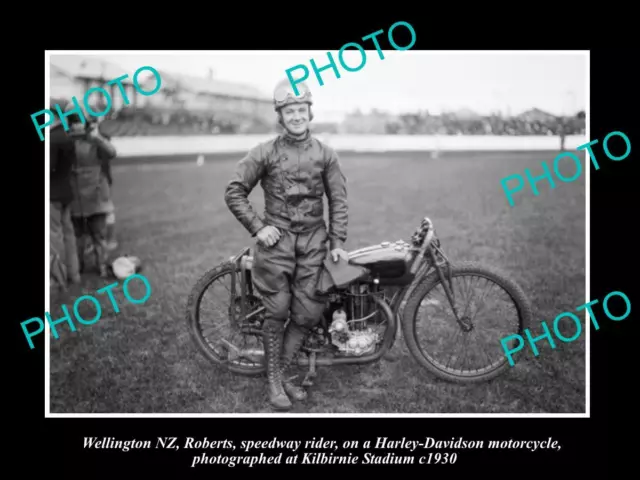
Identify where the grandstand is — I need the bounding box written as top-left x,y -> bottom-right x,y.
120,69 -> 275,136
50,56 -> 141,112
338,107 -> 585,136
49,55 -> 585,138
51,64 -> 85,102
49,55 -> 276,137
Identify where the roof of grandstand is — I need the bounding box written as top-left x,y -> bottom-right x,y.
516,108 -> 559,122
50,55 -> 135,84
450,108 -> 482,120
50,55 -> 271,103
151,69 -> 271,102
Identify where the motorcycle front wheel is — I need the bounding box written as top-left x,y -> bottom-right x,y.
401,261 -> 532,383
186,261 -> 266,376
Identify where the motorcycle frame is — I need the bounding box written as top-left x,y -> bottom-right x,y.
225,218 -> 458,367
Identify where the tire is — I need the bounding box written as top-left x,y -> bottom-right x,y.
186,261 -> 266,376
401,261 -> 532,383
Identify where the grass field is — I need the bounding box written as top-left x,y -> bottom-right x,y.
48,149 -> 586,414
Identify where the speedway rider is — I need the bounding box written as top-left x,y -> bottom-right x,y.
225,78 -> 349,411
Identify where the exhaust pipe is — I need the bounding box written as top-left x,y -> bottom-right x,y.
221,340 -> 264,364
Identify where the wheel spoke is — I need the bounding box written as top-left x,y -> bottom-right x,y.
409,266 -> 527,379
186,264 -> 265,372
445,327 -> 462,369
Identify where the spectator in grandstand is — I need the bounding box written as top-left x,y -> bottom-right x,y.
225,78 -> 348,412
68,114 -> 118,277
50,98 -> 81,289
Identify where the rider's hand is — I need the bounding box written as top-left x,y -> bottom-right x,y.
257,226 -> 281,247
331,248 -> 349,263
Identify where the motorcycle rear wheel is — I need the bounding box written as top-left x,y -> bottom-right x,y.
401,261 -> 532,383
186,261 -> 266,376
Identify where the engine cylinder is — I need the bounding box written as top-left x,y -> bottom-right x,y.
327,283 -> 386,356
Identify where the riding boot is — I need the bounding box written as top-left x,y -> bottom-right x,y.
281,322 -> 310,401
262,322 -> 292,410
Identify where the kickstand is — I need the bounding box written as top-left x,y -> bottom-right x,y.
302,351 -> 317,387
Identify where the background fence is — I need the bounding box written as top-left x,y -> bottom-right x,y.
110,134 -> 587,158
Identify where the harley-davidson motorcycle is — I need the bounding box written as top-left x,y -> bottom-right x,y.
186,217 -> 532,385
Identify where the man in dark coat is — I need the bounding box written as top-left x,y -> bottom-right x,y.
225,79 -> 348,411
50,97 -> 81,288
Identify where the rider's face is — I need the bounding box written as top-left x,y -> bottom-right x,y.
280,103 -> 310,135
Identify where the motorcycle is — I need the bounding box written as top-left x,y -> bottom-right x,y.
186,217 -> 532,386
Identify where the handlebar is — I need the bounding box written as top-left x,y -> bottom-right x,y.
409,217 -> 435,274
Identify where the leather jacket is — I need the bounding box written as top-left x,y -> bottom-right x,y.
225,130 -> 348,250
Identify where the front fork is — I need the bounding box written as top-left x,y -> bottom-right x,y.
429,247 -> 472,332
228,247 -> 251,328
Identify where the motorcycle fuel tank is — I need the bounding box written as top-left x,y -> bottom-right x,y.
348,240 -> 414,280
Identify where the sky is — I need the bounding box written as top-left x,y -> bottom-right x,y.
56,51 -> 587,122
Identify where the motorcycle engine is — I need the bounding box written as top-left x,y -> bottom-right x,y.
328,309 -> 379,356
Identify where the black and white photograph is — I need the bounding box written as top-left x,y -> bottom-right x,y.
44,50 -> 588,416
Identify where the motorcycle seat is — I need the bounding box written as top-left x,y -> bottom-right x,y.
316,256 -> 368,294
